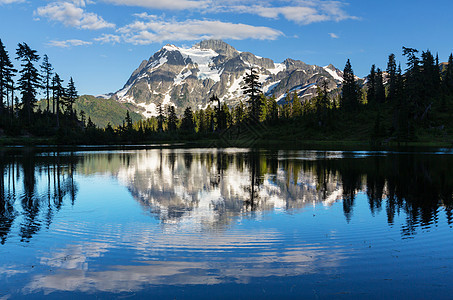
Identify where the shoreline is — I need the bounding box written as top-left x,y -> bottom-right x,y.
1,136 -> 452,152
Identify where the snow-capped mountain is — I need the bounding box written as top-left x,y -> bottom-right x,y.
113,40 -> 345,118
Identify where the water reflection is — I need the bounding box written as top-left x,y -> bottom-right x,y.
0,150 -> 78,244
1,148 -> 453,245
1,148 -> 453,298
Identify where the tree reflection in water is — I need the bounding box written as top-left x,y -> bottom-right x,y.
1,148 -> 452,244
0,149 -> 78,244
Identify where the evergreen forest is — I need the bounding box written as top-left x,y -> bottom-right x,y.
1,38 -> 453,147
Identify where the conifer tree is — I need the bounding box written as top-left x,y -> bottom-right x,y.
259,94 -> 268,122
65,77 -> 78,115
167,105 -> 177,132
79,110 -> 86,127
196,109 -> 207,133
125,111 -> 133,132
52,73 -> 64,127
313,80 -> 330,125
222,103 -> 232,128
0,39 -> 16,115
205,105 -> 215,132
394,64 -> 409,140
375,68 -> 385,104
242,67 -> 262,120
421,50 -> 438,102
402,47 -> 421,114
181,106 -> 195,132
157,102 -> 165,132
283,92 -> 292,119
386,54 -> 397,102
267,96 -> 278,123
16,42 -> 41,123
367,64 -> 376,104
435,53 -> 441,92
234,101 -> 245,125
40,54 -> 53,113
209,94 -> 224,131
341,59 -> 361,110
444,53 -> 453,95
292,92 -> 302,118
401,46 -> 430,132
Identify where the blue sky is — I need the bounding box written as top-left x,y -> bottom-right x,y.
0,0 -> 452,96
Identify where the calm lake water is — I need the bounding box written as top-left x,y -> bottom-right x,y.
0,147 -> 452,299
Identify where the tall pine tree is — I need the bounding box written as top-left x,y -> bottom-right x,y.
375,68 -> 385,104
0,39 -> 16,116
16,42 -> 40,123
367,64 -> 376,104
52,73 -> 64,128
242,67 -> 262,120
402,47 -> 422,118
386,53 -> 397,102
167,105 -> 177,132
40,54 -> 53,114
157,102 -> 165,132
341,59 -> 361,110
181,106 -> 195,132
443,53 -> 453,95
65,77 -> 78,115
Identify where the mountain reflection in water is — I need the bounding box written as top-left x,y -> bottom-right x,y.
0,148 -> 452,298
1,149 -> 452,242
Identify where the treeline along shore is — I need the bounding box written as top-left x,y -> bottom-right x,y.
1,38 -> 453,147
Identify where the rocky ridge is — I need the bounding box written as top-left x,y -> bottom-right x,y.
113,40 -> 345,117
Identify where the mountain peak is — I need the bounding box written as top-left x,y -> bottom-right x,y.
196,39 -> 239,57
114,40 -> 348,118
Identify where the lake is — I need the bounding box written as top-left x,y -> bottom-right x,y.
1,147 -> 452,299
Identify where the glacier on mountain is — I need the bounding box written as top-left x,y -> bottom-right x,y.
113,40 -> 346,117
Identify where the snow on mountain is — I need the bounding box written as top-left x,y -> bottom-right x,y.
113,40 -> 347,117
166,44 -> 223,82
323,64 -> 344,82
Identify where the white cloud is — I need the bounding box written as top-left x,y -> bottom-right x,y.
97,0 -> 357,25
0,0 -> 25,3
3,0 -> 356,27
217,1 -> 357,25
117,17 -> 283,44
329,32 -> 339,38
94,34 -> 121,44
35,2 -> 115,30
100,0 -> 209,10
48,39 -> 93,48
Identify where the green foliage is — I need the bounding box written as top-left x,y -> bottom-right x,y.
16,42 -> 40,123
40,54 -> 53,113
2,37 -> 453,147
0,39 -> 16,114
72,95 -> 142,128
181,106 -> 195,132
292,92 -> 302,118
242,67 -> 262,120
65,77 -> 78,114
375,68 -> 385,104
444,54 -> 453,95
367,64 -> 376,104
167,105 -> 177,132
341,59 -> 361,110
386,54 -> 397,102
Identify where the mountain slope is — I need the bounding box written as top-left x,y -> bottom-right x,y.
37,96 -> 142,128
113,40 -> 346,117
75,95 -> 142,127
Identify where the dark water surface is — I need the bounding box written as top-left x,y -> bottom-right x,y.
0,148 -> 452,299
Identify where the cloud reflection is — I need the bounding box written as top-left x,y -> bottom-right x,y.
26,230 -> 344,294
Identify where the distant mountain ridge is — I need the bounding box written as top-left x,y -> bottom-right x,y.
113,40 -> 346,117
37,95 -> 142,127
